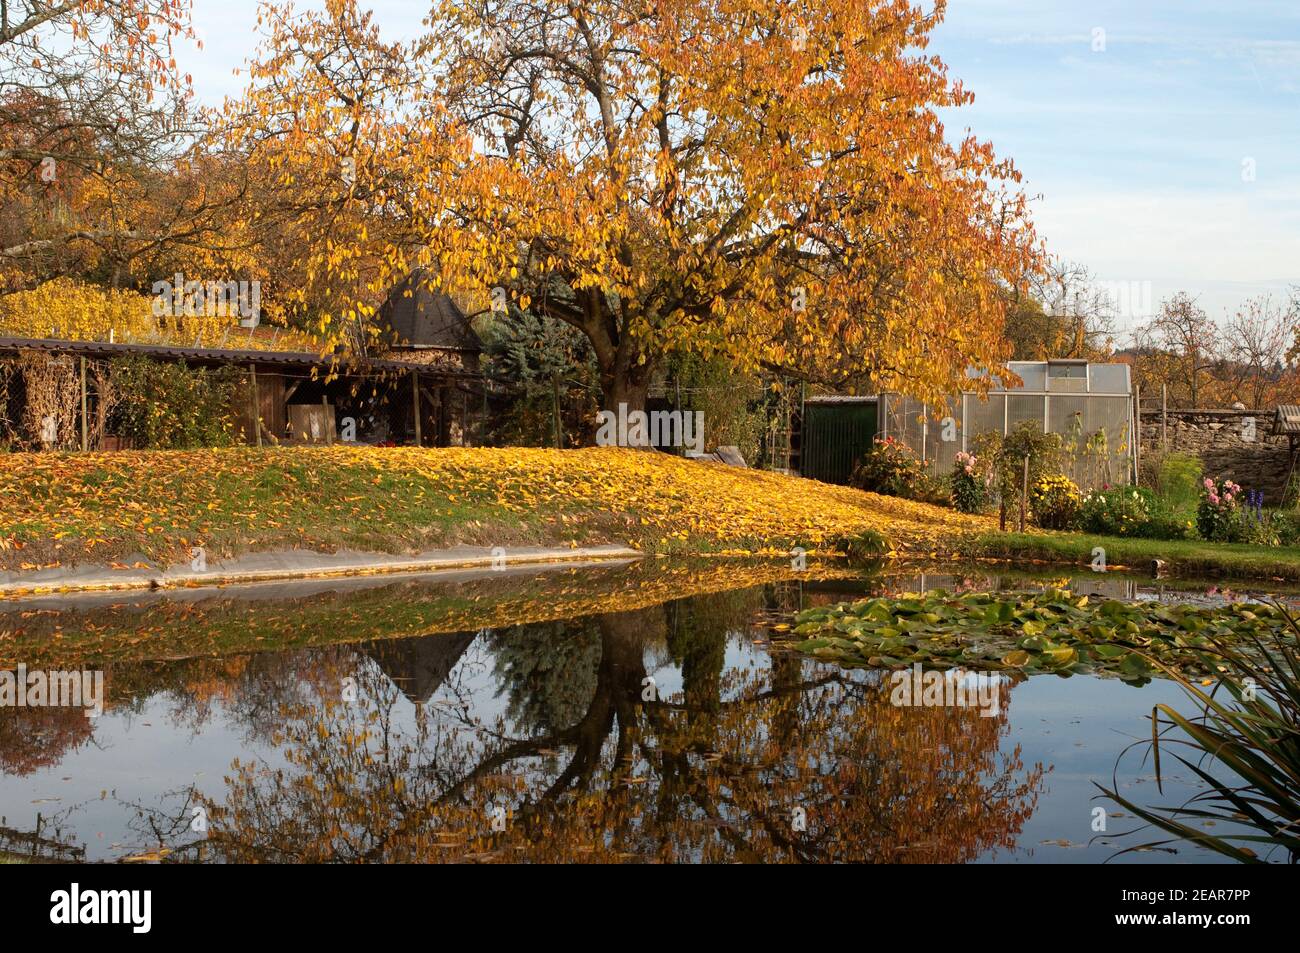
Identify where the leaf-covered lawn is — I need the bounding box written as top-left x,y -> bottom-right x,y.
0,446 -> 992,570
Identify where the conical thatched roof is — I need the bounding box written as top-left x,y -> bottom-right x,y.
377,271 -> 481,352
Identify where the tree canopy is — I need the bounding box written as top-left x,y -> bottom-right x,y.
217,0 -> 1041,408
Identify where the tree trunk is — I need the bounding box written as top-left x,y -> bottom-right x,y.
602,367 -> 653,415
595,320 -> 655,415
561,289 -> 656,425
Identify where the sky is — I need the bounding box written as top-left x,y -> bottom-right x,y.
180,1 -> 1300,337
929,1 -> 1300,330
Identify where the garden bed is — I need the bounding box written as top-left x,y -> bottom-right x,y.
968,531 -> 1300,582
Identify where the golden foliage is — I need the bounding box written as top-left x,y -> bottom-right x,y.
0,445 -> 993,570
0,278 -> 318,351
218,0 -> 1042,400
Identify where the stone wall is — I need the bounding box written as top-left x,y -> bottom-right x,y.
1139,408 -> 1296,502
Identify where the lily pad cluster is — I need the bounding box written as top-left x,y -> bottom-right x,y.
783,588 -> 1293,684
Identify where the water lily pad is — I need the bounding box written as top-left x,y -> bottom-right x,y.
776,587 -> 1291,685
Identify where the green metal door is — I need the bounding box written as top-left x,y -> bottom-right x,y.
801,401 -> 878,485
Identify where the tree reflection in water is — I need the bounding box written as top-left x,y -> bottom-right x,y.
194,587 -> 1044,863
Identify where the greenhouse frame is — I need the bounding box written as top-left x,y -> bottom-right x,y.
877,359 -> 1136,489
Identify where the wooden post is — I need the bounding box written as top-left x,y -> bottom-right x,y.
1019,453 -> 1029,532
1134,383 -> 1141,484
411,370 -> 421,446
79,356 -> 88,451
551,374 -> 563,449
920,405 -> 927,464
249,363 -> 262,447
322,393 -> 332,445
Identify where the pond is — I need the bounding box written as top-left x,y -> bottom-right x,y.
0,559 -> 1290,863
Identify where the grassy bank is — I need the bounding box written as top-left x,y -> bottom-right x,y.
0,445 -> 990,571
969,530 -> 1300,582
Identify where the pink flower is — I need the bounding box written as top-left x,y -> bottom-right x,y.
1204,478 -> 1215,490
1209,493 -> 1220,505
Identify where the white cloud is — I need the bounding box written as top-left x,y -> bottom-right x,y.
1034,187 -> 1299,326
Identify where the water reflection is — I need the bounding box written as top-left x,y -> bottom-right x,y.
197,595 -> 1042,863
0,561 -> 1270,863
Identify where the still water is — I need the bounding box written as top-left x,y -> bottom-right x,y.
0,560 -> 1284,863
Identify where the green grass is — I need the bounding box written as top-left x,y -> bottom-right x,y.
968,530 -> 1300,582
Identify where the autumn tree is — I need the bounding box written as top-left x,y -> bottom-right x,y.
1006,259 -> 1115,361
229,0 -> 1039,410
1218,293 -> 1299,408
1131,292 -> 1217,408
0,1 -> 220,292
436,0 -> 1040,410
213,1 -> 467,351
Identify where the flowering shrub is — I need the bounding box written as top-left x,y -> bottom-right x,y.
971,422 -> 1065,526
850,437 -> 948,505
950,450 -> 987,513
1193,484 -> 1282,544
1028,474 -> 1081,529
1197,478 -> 1243,543
1078,486 -> 1151,537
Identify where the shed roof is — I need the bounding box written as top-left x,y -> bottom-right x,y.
804,395 -> 878,405
1273,405 -> 1300,435
0,335 -> 481,380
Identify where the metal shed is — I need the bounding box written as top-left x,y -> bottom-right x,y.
800,395 -> 878,485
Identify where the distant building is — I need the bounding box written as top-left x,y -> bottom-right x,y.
798,360 -> 1135,488
0,272 -> 488,450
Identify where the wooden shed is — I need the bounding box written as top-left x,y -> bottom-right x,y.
0,335 -> 485,450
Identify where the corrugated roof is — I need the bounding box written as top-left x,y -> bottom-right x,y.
804,395 -> 878,405
1273,405 -> 1300,434
0,336 -> 482,380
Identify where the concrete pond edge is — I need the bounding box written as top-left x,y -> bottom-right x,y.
0,544 -> 643,598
